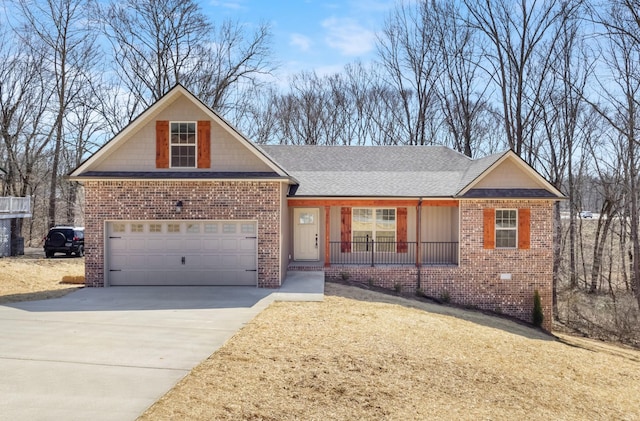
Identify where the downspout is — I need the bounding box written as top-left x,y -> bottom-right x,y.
416,198 -> 423,291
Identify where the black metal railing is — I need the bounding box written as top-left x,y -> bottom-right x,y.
330,239 -> 416,266
328,240 -> 459,266
421,242 -> 458,265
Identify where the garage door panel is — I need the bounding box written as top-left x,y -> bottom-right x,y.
165,239 -> 183,250
203,239 -> 220,251
107,221 -> 257,286
238,238 -> 256,251
221,238 -> 238,250
127,239 -> 147,250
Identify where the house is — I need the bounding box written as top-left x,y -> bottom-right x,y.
69,85 -> 564,330
0,196 -> 32,257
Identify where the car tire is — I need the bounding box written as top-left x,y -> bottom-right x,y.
49,231 -> 67,247
76,246 -> 84,257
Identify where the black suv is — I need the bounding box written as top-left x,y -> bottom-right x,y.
44,226 -> 84,258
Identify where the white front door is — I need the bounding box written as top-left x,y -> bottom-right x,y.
293,208 -> 319,261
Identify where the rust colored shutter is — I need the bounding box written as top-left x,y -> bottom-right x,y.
341,207 -> 351,253
156,121 -> 169,168
197,120 -> 211,168
483,208 -> 495,249
397,207 -> 408,253
518,208 -> 531,249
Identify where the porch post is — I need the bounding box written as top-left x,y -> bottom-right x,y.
324,206 -> 331,267
416,201 -> 422,267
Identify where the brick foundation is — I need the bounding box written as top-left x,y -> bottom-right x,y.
84,180 -> 281,288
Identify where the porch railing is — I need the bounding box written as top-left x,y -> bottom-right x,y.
329,240 -> 458,266
0,196 -> 31,214
421,242 -> 458,265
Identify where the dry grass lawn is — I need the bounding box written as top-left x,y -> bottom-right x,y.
1,255 -> 638,420
139,283 -> 640,421
0,253 -> 84,304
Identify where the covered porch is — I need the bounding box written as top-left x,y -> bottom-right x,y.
287,199 -> 459,268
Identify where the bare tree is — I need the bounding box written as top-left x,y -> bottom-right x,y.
462,0 -> 582,160
588,0 -> 640,308
100,0 -> 274,124
13,0 -> 98,228
432,1 -> 490,157
376,1 -> 442,145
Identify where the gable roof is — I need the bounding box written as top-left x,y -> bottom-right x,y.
69,84 -> 291,180
261,145 -> 565,199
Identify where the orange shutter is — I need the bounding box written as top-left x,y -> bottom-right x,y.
341,207 -> 351,253
197,120 -> 211,168
483,208 -> 495,249
156,121 -> 169,168
518,208 -> 531,249
397,207 -> 408,253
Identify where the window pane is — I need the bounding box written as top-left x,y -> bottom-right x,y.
241,223 -> 255,234
375,231 -> 395,252
131,223 -> 144,233
149,224 -> 162,233
298,212 -> 315,224
204,223 -> 218,233
353,209 -> 372,231
187,223 -> 200,233
223,223 -> 236,233
352,230 -> 372,252
496,209 -> 517,228
496,230 -> 516,248
167,223 -> 180,233
376,209 -> 395,230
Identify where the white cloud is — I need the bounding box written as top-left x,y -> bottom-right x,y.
321,17 -> 376,56
290,33 -> 312,52
208,0 -> 245,10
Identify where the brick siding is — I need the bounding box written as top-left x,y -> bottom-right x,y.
84,180 -> 281,288
323,200 -> 554,331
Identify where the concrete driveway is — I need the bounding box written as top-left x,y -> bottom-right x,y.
0,272 -> 323,421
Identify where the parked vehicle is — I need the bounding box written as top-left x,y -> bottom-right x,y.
44,226 -> 84,258
579,211 -> 593,219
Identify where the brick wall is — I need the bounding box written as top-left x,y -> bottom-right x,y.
84,180 -> 281,288
322,199 -> 555,331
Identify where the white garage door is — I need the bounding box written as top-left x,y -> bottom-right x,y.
106,220 -> 257,286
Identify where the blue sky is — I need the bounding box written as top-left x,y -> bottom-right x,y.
202,0 -> 395,79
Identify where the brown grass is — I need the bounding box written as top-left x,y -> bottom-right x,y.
0,254 -> 84,304
139,283 -> 640,421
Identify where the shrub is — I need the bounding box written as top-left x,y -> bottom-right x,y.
394,282 -> 402,294
439,290 -> 451,303
532,290 -> 544,327
341,272 -> 350,281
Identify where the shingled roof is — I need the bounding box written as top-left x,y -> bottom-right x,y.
261,145 -> 510,197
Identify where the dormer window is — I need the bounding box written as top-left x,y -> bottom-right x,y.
170,122 -> 197,168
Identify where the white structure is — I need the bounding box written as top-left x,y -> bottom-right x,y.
0,196 -> 32,257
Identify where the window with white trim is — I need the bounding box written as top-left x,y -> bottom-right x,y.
352,208 -> 396,252
170,122 -> 197,168
495,209 -> 517,248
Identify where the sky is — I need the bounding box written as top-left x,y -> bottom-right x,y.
201,0 -> 395,80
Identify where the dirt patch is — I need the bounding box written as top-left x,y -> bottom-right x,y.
139,282 -> 640,421
0,253 -> 84,304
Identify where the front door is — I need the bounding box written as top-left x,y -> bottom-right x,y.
293,208 -> 319,260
